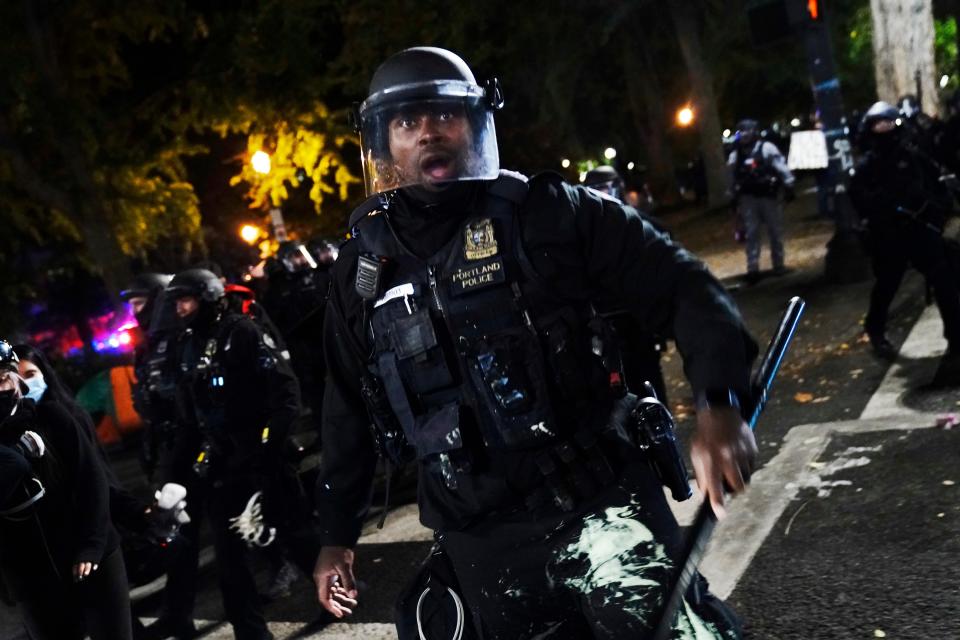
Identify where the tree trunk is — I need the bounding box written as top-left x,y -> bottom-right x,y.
668,0 -> 730,209
870,0 -> 939,116
620,27 -> 679,205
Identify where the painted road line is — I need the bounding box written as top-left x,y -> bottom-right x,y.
701,301 -> 948,599
860,304 -> 947,420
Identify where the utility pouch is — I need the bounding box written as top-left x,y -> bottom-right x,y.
466,329 -> 556,449
632,395 -> 693,502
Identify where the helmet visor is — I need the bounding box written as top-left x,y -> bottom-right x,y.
358,81 -> 499,196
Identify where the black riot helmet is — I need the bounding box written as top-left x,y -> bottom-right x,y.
0,340 -> 18,375
735,119 -> 760,147
860,101 -> 900,134
167,269 -> 225,303
897,94 -> 922,120
120,272 -> 173,330
354,47 -> 504,196
583,165 -> 625,201
276,241 -> 317,274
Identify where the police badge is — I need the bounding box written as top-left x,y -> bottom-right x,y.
464,218 -> 498,260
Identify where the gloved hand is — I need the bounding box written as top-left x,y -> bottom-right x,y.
144,483 -> 191,545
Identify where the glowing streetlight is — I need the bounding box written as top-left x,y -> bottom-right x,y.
790,117 -> 801,127
603,147 -> 617,160
627,162 -> 635,170
240,224 -> 261,245
940,74 -> 950,89
561,158 -> 571,168
722,128 -> 731,138
251,150 -> 272,175
676,106 -> 695,127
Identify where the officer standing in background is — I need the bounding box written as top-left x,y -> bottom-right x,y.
263,240 -> 332,435
312,47 -> 756,638
583,166 -> 670,403
849,102 -> 960,367
728,119 -> 795,284
149,268 -> 300,640
121,272 -> 174,479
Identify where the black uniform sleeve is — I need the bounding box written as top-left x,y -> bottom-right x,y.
314,250 -> 379,548
40,402 -> 113,565
525,178 -> 757,397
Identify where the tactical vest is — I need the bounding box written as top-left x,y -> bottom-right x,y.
350,173 -> 620,488
733,142 -> 781,197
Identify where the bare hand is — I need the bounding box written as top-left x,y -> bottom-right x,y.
72,561 -> 98,583
690,406 -> 758,519
314,546 -> 358,618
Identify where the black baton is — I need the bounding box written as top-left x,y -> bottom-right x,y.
649,296 -> 806,640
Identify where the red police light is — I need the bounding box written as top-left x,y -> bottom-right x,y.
807,0 -> 819,20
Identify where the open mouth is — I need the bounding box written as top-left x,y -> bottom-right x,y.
420,154 -> 456,182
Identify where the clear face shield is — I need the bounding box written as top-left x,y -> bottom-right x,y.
281,244 -> 318,274
357,80 -> 501,196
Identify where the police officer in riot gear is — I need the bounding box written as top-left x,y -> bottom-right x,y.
850,101 -> 960,363
263,240 -> 331,432
583,166 -> 670,403
313,47 -> 755,638
147,268 -> 300,640
121,273 -> 174,477
728,119 -> 795,283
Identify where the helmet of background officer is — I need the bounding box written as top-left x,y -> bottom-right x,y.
0,340 -> 26,421
355,46 -> 504,198
583,165 -> 625,202
308,238 -> 339,266
859,101 -> 900,150
897,94 -> 921,120
276,241 -> 317,275
120,272 -> 173,331
166,268 -> 225,328
735,119 -> 760,147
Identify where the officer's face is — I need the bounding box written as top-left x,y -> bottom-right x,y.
127,296 -> 148,318
175,296 -> 200,319
388,102 -> 472,188
872,119 -> 896,134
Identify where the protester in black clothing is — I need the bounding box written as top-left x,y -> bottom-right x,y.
312,47 -> 754,638
850,101 -> 960,365
0,340 -> 133,640
152,268 -> 301,640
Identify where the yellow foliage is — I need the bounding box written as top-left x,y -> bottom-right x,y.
227,106 -> 361,214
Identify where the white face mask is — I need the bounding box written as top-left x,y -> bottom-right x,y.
24,376 -> 47,403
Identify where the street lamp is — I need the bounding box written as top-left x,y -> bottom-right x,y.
251,150 -> 272,175
561,158 -> 571,168
676,106 -> 695,127
240,224 -> 261,245
603,147 -> 617,160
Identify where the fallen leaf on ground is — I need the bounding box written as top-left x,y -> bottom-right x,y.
794,392 -> 814,403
